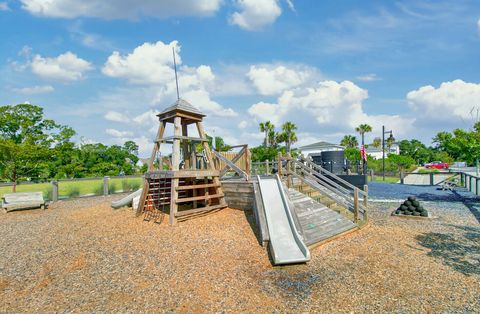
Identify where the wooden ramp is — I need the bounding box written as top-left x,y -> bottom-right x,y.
287,188 -> 357,247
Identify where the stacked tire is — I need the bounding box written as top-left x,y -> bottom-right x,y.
395,196 -> 428,217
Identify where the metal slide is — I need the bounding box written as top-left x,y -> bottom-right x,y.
111,189 -> 143,209
257,175 -> 310,265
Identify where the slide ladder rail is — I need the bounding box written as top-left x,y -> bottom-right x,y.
286,157 -> 367,224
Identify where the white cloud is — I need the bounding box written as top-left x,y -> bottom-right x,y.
13,85 -> 54,94
104,40 -> 237,117
106,128 -> 133,137
104,111 -> 131,123
30,52 -> 93,81
407,79 -> 480,123
20,0 -> 222,19
0,2 -> 9,11
248,80 -> 413,141
102,41 -> 180,85
229,0 -> 282,31
247,64 -> 313,95
356,73 -> 381,82
238,120 -> 249,129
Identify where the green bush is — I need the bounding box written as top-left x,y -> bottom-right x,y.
108,181 -> 117,193
94,183 -> 104,196
66,186 -> 81,198
44,186 -> 53,201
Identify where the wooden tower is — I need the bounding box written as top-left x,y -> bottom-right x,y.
136,98 -> 227,225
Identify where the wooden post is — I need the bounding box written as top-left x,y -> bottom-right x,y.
245,146 -> 251,178
265,159 -> 269,175
286,153 -> 292,188
103,176 -> 110,196
430,173 -> 434,186
148,121 -> 166,171
363,184 -> 368,222
476,178 -> 479,196
51,180 -> 58,202
353,188 -> 359,223
170,116 -> 182,225
400,171 -> 405,184
182,123 -> 190,169
370,169 -> 375,182
277,154 -> 282,177
460,173 -> 464,187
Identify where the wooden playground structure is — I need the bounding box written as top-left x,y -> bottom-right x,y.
136,99 -> 229,225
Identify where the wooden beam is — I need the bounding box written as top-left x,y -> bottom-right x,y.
170,116 -> 182,225
214,151 -> 248,180
155,136 -> 209,143
175,204 -> 227,217
218,146 -> 246,177
176,183 -> 220,191
175,193 -> 224,204
148,121 -> 166,171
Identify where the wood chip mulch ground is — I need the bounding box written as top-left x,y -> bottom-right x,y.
1,194 -> 479,313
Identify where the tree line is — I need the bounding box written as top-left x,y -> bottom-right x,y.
0,104 -> 140,190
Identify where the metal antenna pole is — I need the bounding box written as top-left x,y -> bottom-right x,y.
172,47 -> 180,100
382,125 -> 385,181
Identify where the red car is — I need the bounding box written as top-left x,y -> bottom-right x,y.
425,161 -> 449,169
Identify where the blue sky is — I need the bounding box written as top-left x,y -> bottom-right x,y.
1,0 -> 480,156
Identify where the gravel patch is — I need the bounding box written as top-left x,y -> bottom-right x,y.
1,193 -> 479,313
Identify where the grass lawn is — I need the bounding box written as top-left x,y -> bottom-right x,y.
369,175 -> 399,183
0,177 -> 143,200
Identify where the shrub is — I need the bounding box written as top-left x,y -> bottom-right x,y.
108,181 -> 117,193
66,186 -> 81,198
94,183 -> 104,196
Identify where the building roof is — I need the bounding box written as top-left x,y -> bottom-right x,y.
299,141 -> 345,151
158,98 -> 205,117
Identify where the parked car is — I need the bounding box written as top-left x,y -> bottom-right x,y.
425,161 -> 449,169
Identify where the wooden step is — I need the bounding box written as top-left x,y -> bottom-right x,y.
175,204 -> 227,218
175,193 -> 224,204
176,183 -> 220,191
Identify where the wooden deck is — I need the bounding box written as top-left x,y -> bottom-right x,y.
287,188 -> 357,247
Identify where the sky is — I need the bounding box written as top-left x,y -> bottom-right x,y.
1,0 -> 480,157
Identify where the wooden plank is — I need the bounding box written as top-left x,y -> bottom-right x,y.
136,180 -> 149,216
157,135 -> 209,143
219,146 -> 246,177
214,151 -> 248,180
176,183 -> 220,191
175,204 -> 227,217
175,193 -> 224,204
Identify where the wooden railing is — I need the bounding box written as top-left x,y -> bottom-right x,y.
213,144 -> 251,180
461,172 -> 480,196
280,155 -> 368,224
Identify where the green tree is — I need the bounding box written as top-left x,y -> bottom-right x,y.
278,122 -> 298,154
259,121 -> 275,147
0,104 -> 68,191
340,135 -> 358,149
372,137 -> 382,149
355,124 -> 372,147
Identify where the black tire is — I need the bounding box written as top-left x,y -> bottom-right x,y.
404,200 -> 412,206
412,200 -> 420,207
404,211 -> 412,215
413,212 -> 421,216
408,205 -> 416,212
400,205 -> 408,211
395,210 -> 401,215
408,196 -> 416,202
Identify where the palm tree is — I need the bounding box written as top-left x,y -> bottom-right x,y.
281,121 -> 298,154
259,121 -> 274,147
340,135 -> 358,149
355,124 -> 372,174
372,137 -> 382,149
355,124 -> 373,148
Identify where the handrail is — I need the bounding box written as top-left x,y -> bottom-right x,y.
283,158 -> 367,224
297,156 -> 367,197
